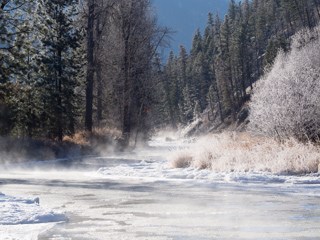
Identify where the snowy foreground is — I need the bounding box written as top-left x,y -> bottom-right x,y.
0,192 -> 67,239
1,137 -> 320,239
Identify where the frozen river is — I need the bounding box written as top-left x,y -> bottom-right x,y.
1,138 -> 320,239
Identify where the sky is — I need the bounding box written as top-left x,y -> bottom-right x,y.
153,0 -> 230,58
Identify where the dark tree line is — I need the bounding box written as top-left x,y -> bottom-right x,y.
0,0 -> 172,150
155,0 -> 320,129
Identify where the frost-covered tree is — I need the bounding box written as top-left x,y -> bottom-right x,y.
248,25 -> 320,141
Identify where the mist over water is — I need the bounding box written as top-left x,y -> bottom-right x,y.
1,135 -> 320,239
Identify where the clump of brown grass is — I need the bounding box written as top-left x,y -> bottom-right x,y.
63,128 -> 121,146
170,151 -> 193,168
63,127 -> 121,154
170,132 -> 320,174
63,131 -> 90,146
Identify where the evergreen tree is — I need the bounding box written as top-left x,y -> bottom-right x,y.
190,28 -> 202,61
0,1 -> 44,138
36,0 -> 83,140
163,51 -> 179,128
178,45 -> 188,88
219,15 -> 236,120
0,1 -> 36,83
263,40 -> 278,67
228,0 -> 237,22
180,84 -> 194,123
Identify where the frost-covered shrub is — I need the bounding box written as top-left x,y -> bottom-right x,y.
291,24 -> 320,50
170,150 -> 193,168
169,133 -> 320,174
248,25 -> 320,141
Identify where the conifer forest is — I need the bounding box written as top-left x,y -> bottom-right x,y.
1,0 -> 320,150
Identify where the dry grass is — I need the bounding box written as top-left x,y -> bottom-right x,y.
62,127 -> 121,155
171,151 -> 193,168
63,131 -> 90,146
169,133 -> 320,174
63,127 -> 121,147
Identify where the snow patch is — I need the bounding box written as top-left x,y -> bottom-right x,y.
0,192 -> 68,225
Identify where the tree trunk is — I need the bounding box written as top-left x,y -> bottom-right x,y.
120,19 -> 132,150
96,63 -> 102,124
215,83 -> 224,123
58,49 -> 63,141
95,5 -> 103,125
85,0 -> 95,132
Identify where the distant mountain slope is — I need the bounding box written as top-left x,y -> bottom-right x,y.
153,0 -> 230,56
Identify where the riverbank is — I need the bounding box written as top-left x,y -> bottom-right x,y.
0,128 -> 120,164
170,132 -> 320,175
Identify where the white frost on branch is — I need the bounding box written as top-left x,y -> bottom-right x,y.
248,24 -> 320,141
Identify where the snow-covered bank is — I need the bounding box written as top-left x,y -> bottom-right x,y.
0,192 -> 68,239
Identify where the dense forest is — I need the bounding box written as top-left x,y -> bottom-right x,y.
0,0 -> 320,151
156,0 -> 320,129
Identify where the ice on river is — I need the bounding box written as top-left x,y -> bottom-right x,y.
1,137 -> 320,239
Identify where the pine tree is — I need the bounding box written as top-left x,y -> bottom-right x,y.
0,1 -> 36,83
178,45 -> 188,88
0,1 -> 45,138
190,28 -> 202,61
219,15 -> 236,120
181,84 -> 194,123
36,0 -> 83,140
228,0 -> 237,23
263,40 -> 278,67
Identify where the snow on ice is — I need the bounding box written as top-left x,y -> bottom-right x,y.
0,192 -> 67,225
0,191 -> 68,239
